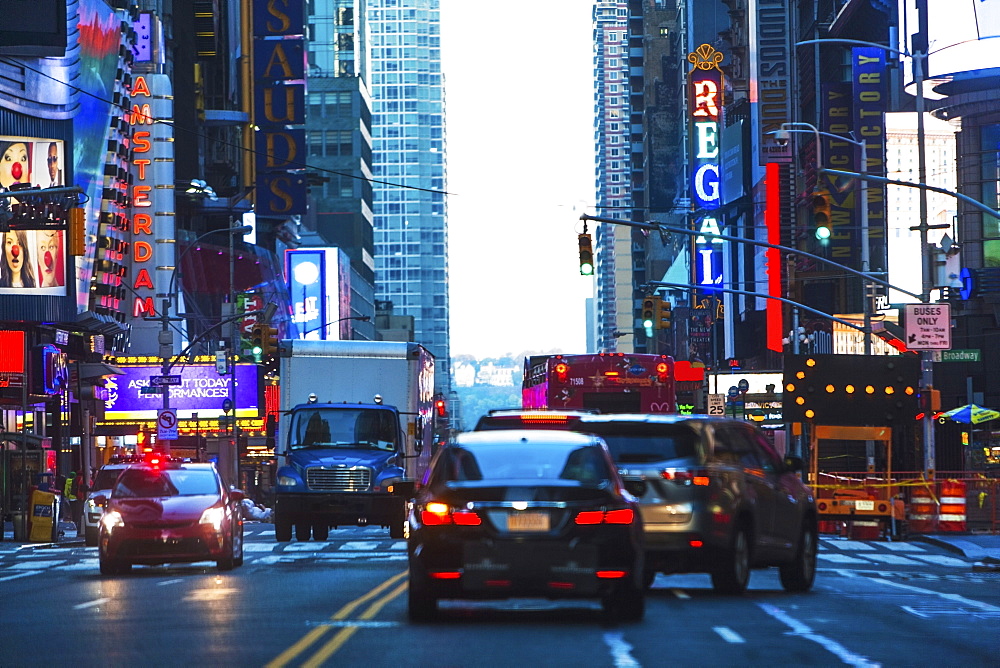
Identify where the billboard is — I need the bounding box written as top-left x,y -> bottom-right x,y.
286,247 -> 343,339
0,136 -> 68,296
102,364 -> 261,421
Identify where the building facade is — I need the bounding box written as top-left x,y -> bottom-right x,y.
367,0 -> 451,397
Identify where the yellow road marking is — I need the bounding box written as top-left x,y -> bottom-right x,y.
301,581 -> 409,668
265,570 -> 407,668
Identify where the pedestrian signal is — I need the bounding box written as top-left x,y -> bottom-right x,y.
578,233 -> 594,276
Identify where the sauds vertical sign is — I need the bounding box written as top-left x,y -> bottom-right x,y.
254,0 -> 306,217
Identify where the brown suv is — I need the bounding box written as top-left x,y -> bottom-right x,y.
475,412 -> 817,594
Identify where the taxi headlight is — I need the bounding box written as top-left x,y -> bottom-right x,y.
199,506 -> 226,531
101,511 -> 124,533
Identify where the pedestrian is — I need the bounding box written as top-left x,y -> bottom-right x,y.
63,470 -> 85,533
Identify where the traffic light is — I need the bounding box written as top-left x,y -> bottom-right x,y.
782,354 -> 919,425
260,324 -> 279,357
578,233 -> 594,276
249,323 -> 264,363
641,295 -> 658,333
812,191 -> 832,242
434,396 -> 447,417
656,299 -> 672,330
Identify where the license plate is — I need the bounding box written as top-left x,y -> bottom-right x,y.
506,511 -> 550,532
855,500 -> 875,511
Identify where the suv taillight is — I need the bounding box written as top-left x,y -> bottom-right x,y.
575,508 -> 635,525
419,502 -> 482,526
661,468 -> 710,486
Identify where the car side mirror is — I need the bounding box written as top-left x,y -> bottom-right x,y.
783,456 -> 804,473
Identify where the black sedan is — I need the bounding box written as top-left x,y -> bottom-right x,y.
407,429 -> 645,621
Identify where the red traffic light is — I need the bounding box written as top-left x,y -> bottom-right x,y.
435,399 -> 447,416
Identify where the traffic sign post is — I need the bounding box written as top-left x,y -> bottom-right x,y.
150,375 -> 182,386
707,394 -> 725,417
904,303 -> 951,351
157,408 -> 178,441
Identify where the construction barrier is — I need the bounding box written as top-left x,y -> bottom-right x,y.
907,483 -> 938,533
938,479 -> 967,532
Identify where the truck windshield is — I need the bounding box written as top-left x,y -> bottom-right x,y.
290,408 -> 398,452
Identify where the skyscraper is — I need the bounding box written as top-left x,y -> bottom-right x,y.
592,1 -> 634,353
367,0 -> 451,395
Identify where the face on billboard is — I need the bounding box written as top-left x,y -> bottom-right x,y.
0,141 -> 30,188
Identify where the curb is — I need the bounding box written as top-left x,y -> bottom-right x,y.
909,534 -> 995,561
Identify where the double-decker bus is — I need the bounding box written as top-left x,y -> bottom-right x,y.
522,353 -> 676,413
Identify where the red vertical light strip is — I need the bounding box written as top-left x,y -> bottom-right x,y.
765,163 -> 783,352
0,331 -> 26,373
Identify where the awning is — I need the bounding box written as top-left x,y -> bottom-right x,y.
77,362 -> 125,379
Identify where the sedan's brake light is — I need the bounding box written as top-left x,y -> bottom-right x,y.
574,508 -> 635,525
603,508 -> 634,524
420,503 -> 482,526
661,468 -> 710,486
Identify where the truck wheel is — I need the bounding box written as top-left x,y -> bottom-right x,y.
312,523 -> 329,541
274,514 -> 292,542
295,523 -> 312,541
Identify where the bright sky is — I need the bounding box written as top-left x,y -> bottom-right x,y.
440,0 -> 596,359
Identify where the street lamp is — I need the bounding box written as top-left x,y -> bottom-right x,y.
770,122 -> 873,356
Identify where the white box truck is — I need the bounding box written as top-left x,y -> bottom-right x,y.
273,340 -> 435,541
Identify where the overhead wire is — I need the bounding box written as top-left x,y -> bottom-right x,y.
0,56 -> 454,197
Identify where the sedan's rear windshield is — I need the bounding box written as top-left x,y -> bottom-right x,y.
439,444 -> 611,485
581,423 -> 701,464
113,469 -> 220,498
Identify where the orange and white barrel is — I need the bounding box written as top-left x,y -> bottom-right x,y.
937,480 -> 967,532
908,485 -> 938,533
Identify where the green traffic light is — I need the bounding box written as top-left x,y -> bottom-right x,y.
642,317 -> 654,329
252,344 -> 263,355
815,226 -> 831,240
580,262 -> 594,276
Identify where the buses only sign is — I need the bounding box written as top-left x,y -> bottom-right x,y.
904,303 -> 951,350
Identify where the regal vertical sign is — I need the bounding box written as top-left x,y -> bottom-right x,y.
688,44 -> 725,291
254,0 -> 307,217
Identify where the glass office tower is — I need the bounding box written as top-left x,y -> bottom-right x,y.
367,0 -> 451,395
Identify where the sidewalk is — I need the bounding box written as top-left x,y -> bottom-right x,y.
910,532 -> 1000,569
1,519 -> 85,547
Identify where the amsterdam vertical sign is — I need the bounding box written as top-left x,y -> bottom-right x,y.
254,0 -> 307,217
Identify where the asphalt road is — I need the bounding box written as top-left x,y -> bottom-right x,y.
1,525 -> 997,667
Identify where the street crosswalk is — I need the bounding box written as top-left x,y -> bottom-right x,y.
0,528 -> 984,583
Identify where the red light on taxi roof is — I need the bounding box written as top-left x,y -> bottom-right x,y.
604,371 -> 620,377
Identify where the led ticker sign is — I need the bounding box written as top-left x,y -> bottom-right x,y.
102,363 -> 260,420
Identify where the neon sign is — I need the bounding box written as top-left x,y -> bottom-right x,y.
688,45 -> 725,289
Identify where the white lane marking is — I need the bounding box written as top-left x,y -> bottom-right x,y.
818,554 -> 869,564
8,560 -> 64,569
341,541 -> 380,551
243,543 -> 275,552
867,578 -> 1000,612
390,541 -> 407,550
910,555 -> 969,567
157,579 -> 184,586
281,543 -> 322,552
713,626 -> 745,643
55,560 -> 100,571
880,542 -> 924,552
758,603 -> 880,668
826,542 -> 876,551
603,632 -> 640,668
857,554 -> 922,566
73,598 -> 110,610
670,589 -> 691,599
0,571 -> 41,583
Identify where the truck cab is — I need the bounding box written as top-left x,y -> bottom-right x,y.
274,400 -> 418,541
